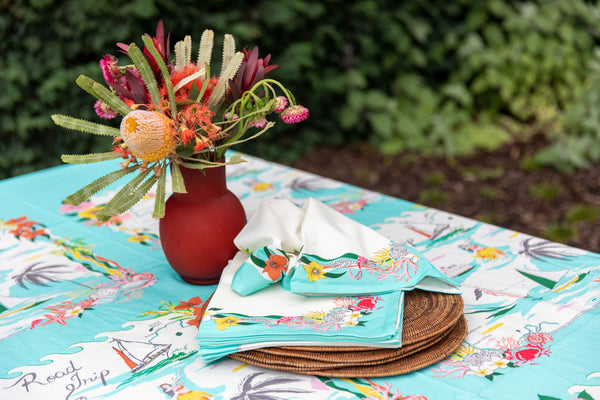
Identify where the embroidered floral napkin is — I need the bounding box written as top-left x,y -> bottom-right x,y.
196,251 -> 405,362
231,198 -> 459,297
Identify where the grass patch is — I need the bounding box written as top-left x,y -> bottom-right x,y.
479,186 -> 499,200
544,223 -> 577,243
460,166 -> 504,181
426,171 -> 446,186
566,204 -> 599,223
418,189 -> 450,204
528,182 -> 565,200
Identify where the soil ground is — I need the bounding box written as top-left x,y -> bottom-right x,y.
290,135 -> 600,253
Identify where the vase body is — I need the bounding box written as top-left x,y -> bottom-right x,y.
159,165 -> 246,285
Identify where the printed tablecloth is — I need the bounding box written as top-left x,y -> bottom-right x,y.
0,152 -> 599,400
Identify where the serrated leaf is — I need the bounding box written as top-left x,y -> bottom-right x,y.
51,114 -> 120,136
61,152 -> 121,164
128,42 -> 161,108
76,75 -> 131,116
142,36 -> 177,118
152,167 -> 167,218
195,64 -> 211,102
170,162 -> 187,193
197,29 -> 214,72
64,165 -> 138,206
207,51 -> 243,109
97,168 -> 155,220
99,174 -> 159,221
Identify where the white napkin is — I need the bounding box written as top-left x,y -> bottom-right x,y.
231,198 -> 459,296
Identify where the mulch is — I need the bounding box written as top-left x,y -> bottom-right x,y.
290,135 -> 600,253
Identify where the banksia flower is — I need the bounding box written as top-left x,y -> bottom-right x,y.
120,110 -> 176,162
280,105 -> 309,124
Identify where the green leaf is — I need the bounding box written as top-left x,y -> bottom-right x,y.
250,253 -> 267,269
577,390 -> 595,400
51,115 -> 120,136
64,165 -> 139,206
152,166 -> 168,219
76,75 -> 131,116
142,36 -> 177,117
97,168 -> 156,220
170,162 -> 187,193
195,64 -> 212,102
61,152 -> 121,164
127,42 -> 161,108
324,271 -> 347,279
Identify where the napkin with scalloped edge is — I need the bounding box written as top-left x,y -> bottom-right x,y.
231,198 -> 460,297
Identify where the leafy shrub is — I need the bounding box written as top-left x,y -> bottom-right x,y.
2,0 -> 600,179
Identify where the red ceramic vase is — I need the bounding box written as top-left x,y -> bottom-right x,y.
159,164 -> 246,285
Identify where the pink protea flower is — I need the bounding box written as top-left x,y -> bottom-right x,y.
94,99 -> 119,119
280,105 -> 309,124
272,96 -> 288,113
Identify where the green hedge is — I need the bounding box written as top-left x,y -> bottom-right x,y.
2,0 -> 600,179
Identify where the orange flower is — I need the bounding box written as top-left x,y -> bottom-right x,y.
174,296 -> 203,310
120,110 -> 176,162
264,254 -> 288,281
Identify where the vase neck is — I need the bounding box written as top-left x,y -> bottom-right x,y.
178,165 -> 228,199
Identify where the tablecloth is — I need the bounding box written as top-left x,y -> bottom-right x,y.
0,152 -> 599,400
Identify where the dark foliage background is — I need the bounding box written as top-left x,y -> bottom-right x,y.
2,0 -> 600,179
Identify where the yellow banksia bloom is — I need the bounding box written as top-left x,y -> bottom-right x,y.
120,110 -> 176,162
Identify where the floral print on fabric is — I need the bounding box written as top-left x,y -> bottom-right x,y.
205,295 -> 382,332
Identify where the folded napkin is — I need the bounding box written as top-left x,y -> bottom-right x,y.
231,198 -> 459,297
196,199 -> 460,362
196,251 -> 405,362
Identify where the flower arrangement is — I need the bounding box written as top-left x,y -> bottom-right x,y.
52,22 -> 308,221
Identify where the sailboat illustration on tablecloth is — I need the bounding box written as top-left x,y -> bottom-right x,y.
111,338 -> 170,372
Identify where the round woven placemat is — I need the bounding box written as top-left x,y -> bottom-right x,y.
229,314 -> 467,377
263,289 -> 464,354
232,318 -> 456,369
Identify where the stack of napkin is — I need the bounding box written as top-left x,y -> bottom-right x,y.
196,198 -> 460,363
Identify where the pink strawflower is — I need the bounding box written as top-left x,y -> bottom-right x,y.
250,115 -> 268,129
224,112 -> 239,121
94,99 -> 118,119
280,105 -> 309,124
272,96 -> 288,113
99,54 -> 121,85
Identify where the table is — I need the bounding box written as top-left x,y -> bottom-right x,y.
1,152 -> 599,400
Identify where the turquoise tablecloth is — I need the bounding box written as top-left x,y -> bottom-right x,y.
0,152 -> 599,400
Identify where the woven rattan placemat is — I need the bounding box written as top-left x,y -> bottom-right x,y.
229,314 -> 467,377
221,290 -> 466,377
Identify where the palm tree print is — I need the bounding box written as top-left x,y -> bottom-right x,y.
13,261 -> 73,289
518,238 -> 575,260
230,372 -> 307,400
